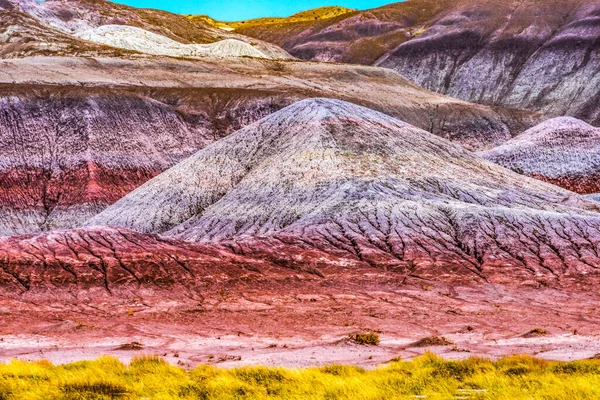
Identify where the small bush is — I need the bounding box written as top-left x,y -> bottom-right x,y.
504,365 -> 532,376
60,381 -> 128,399
412,336 -> 454,347
351,332 -> 380,345
130,355 -> 166,367
234,367 -> 289,385
320,365 -> 365,376
190,365 -> 219,382
551,362 -> 600,375
430,361 -> 477,379
0,381 -> 11,400
115,342 -> 143,351
178,383 -> 210,399
523,328 -> 548,337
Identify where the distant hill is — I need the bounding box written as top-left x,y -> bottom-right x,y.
6,0 -> 291,58
193,6 -> 355,31
0,4 -> 123,57
231,0 -> 600,125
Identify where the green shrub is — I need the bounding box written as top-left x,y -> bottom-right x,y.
412,336 -> 454,347
351,332 -> 380,345
320,365 -> 365,376
60,381 -> 128,399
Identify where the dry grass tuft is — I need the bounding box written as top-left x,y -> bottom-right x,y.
523,328 -> 548,337
115,341 -> 143,351
351,332 -> 380,346
412,336 -> 454,347
2,354 -> 600,399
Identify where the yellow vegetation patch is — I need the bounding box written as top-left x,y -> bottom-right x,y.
413,28 -> 427,37
191,6 -> 356,31
1,353 -> 600,399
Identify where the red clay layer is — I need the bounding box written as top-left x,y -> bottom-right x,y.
2,229 -> 600,366
0,162 -> 161,210
528,173 -> 600,195
1,227 -> 598,300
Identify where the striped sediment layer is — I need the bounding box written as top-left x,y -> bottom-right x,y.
234,0 -> 600,125
0,53 -> 537,235
0,93 -> 201,235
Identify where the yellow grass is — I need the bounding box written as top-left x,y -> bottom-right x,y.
1,353 -> 600,399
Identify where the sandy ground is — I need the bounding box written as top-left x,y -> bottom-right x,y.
2,278 -> 599,368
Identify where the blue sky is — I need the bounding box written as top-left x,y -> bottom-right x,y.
111,0 -> 398,21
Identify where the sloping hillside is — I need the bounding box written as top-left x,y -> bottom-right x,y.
9,0 -> 291,58
0,55 -> 536,236
90,99 -> 600,283
75,25 -> 270,58
0,5 -> 122,57
233,0 -> 600,125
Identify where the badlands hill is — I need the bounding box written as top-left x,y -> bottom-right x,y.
2,102 -> 600,364
90,99 -> 600,283
0,87 -> 212,235
234,0 -> 600,125
7,0 -> 290,59
75,25 -> 270,59
480,117 -> 600,194
0,54 -> 535,236
0,3 -> 122,57
0,0 -> 542,237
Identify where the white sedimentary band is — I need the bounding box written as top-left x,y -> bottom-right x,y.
75,25 -> 271,59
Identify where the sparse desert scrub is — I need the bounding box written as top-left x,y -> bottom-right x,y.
412,336 -> 454,347
351,332 -> 380,346
523,328 -> 548,337
2,354 -> 600,399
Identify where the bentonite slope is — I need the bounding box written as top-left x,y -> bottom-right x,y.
0,56 -> 537,151
75,25 -> 271,59
0,54 -> 536,236
0,84 -> 293,237
234,0 -> 600,124
480,117 -> 600,194
8,0 -> 291,59
90,99 -> 600,284
0,89 -> 209,236
0,4 -> 123,57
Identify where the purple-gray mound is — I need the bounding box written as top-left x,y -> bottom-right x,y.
89,98 -> 600,284
480,117 -> 600,194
